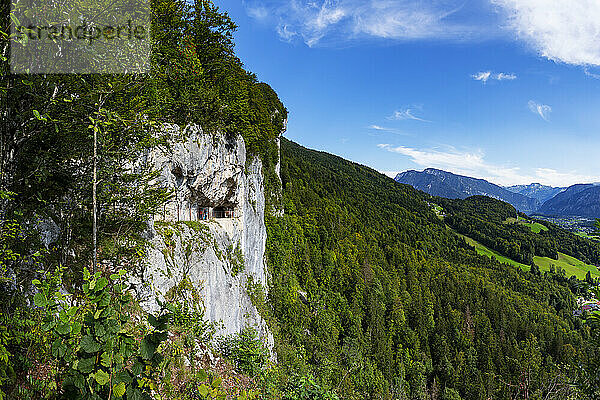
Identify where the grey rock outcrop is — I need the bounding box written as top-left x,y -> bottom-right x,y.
132,124 -> 274,348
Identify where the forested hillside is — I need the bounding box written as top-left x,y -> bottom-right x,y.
2,0 -> 600,399
438,196 -> 600,268
263,139 -> 597,399
0,1 -> 291,398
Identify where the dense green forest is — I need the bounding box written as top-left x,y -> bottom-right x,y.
264,139 -> 599,399
438,196 -> 600,268
0,0 -> 291,398
1,0 -> 600,399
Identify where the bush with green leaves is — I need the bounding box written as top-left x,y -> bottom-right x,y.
441,387 -> 463,400
34,266 -> 171,399
217,327 -> 269,377
281,375 -> 339,400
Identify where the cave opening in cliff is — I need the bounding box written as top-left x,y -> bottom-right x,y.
212,206 -> 235,218
195,205 -> 236,220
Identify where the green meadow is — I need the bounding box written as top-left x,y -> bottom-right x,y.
459,232 -> 600,280
507,216 -> 549,233
458,233 -> 532,271
533,252 -> 600,280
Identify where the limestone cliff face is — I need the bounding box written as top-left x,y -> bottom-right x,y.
132,124 -> 274,347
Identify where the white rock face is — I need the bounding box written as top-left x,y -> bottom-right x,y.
133,124 -> 274,348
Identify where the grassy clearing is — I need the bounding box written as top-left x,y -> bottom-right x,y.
504,216 -> 548,233
432,205 -> 445,220
520,221 -> 548,233
517,216 -> 548,233
456,230 -> 600,281
457,233 -> 531,271
533,253 -> 600,280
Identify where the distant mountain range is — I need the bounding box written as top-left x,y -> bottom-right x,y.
395,168 -> 539,213
505,183 -> 565,203
395,168 -> 600,218
538,184 -> 600,218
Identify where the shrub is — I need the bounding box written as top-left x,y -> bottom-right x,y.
217,327 -> 269,377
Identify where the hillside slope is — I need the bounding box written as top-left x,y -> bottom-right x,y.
264,139 -> 586,399
539,184 -> 600,218
395,168 -> 540,213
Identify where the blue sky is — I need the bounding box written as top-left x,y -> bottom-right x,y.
219,0 -> 600,187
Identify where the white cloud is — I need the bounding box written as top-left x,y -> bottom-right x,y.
246,5 -> 268,20
584,68 -> 600,79
527,100 -> 552,121
248,0 -> 600,69
377,143 -> 600,186
245,0 -> 495,47
378,143 -> 490,174
493,0 -> 600,66
496,72 -> 517,80
381,171 -> 402,179
368,125 -> 409,136
277,24 -> 297,41
472,71 -> 492,82
472,71 -> 517,83
388,108 -> 431,122
533,168 -> 600,188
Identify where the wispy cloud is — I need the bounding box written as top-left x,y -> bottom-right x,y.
244,0 -> 498,47
527,100 -> 552,121
533,168 -> 600,187
493,0 -> 600,67
584,68 -> 600,79
377,143 -> 598,186
387,108 -> 431,122
247,0 -> 600,71
368,125 -> 409,136
472,71 -> 517,83
378,144 -> 490,174
246,5 -> 269,20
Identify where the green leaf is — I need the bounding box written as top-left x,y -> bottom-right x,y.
94,370 -> 110,386
33,292 -> 47,308
95,277 -> 108,291
77,356 -> 95,374
126,386 -> 143,400
33,109 -> 41,119
10,13 -> 20,27
100,352 -> 112,367
198,384 -> 209,398
51,338 -> 66,358
41,320 -> 56,332
147,314 -> 158,328
114,370 -> 132,384
55,322 -> 71,335
113,381 -> 126,397
211,377 -> 222,389
140,337 -> 158,360
71,322 -> 82,335
80,335 -> 101,353
197,369 -> 208,381
32,279 -> 41,286
131,360 -> 143,376
83,267 -> 90,281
